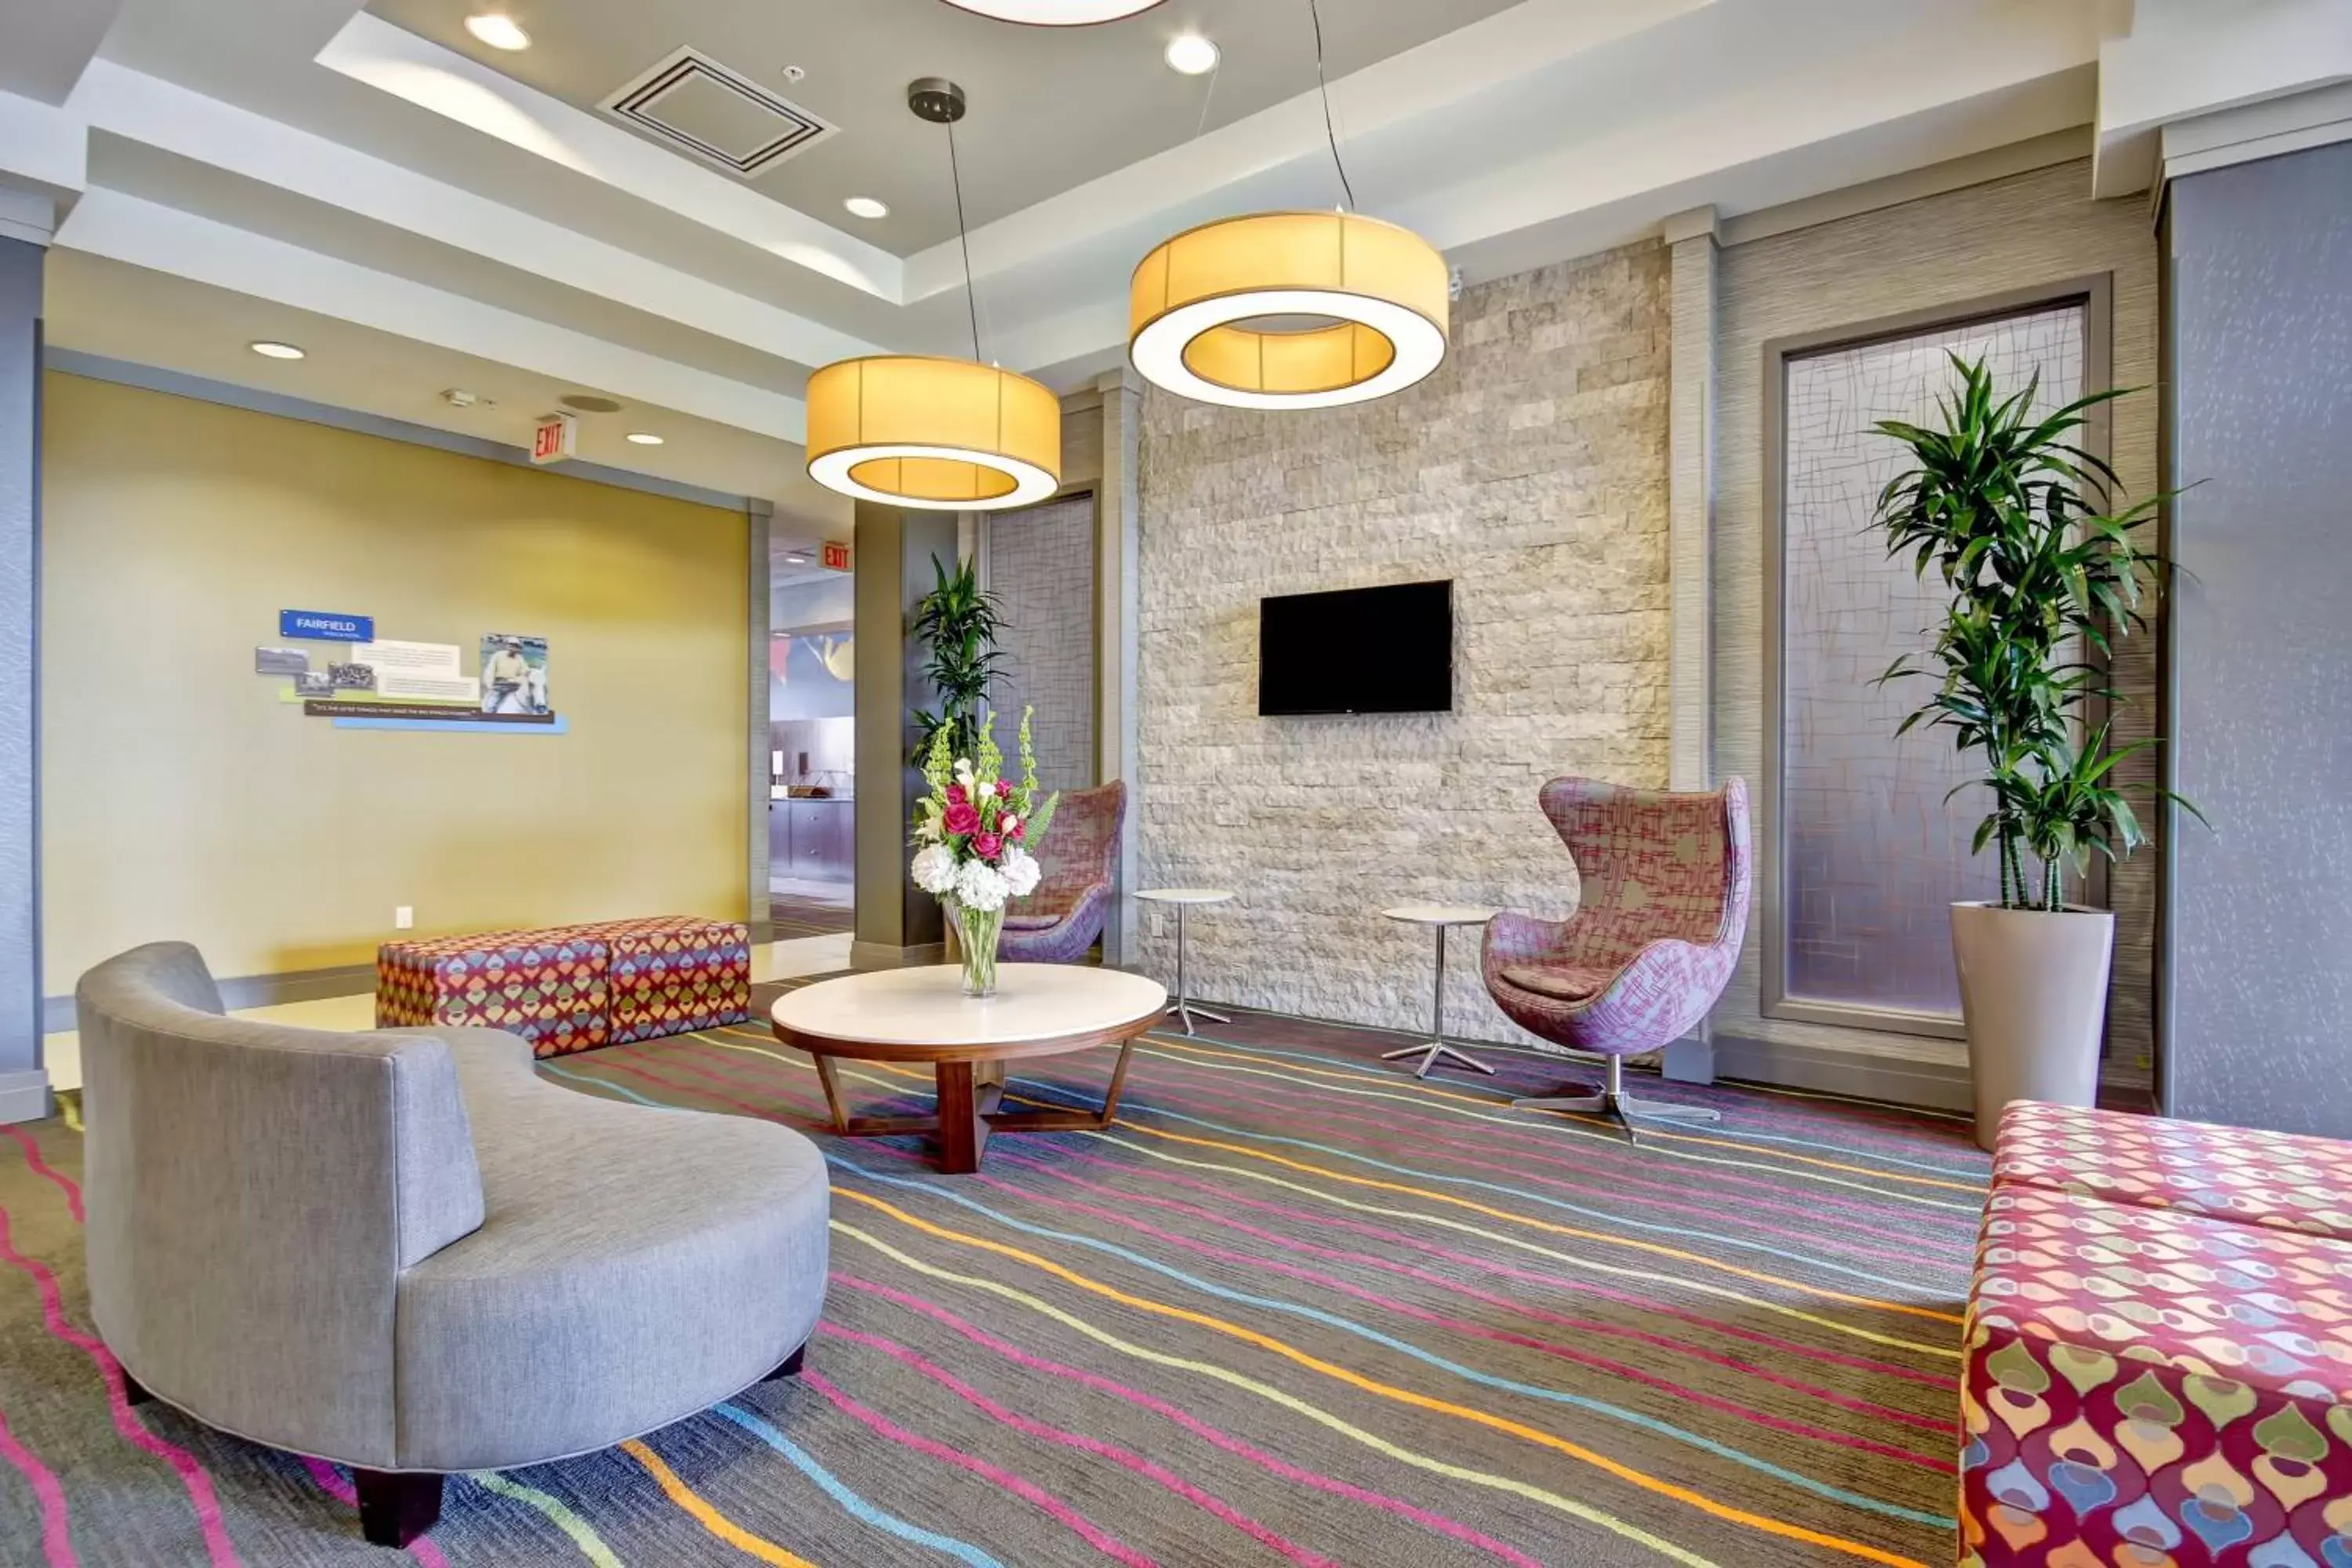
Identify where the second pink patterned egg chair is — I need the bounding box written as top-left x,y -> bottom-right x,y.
1481,776 -> 1751,1142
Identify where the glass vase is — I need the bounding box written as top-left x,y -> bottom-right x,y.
947,897 -> 1004,998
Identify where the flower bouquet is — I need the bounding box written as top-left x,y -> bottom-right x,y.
910,707 -> 1059,996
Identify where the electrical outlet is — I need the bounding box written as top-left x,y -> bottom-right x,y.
395,906 -> 415,930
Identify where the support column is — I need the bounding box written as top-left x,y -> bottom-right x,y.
851,500 -> 956,968
745,502 -> 771,943
0,222 -> 46,1123
1662,207 -> 1719,1087
1094,368 -> 1143,967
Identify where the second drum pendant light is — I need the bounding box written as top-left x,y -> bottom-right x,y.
804,79 -> 1062,511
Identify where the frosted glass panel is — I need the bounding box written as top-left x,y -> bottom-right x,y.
1780,304 -> 2084,1016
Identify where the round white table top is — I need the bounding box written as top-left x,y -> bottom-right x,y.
771,964 -> 1167,1052
1382,903 -> 1500,927
1135,887 -> 1236,906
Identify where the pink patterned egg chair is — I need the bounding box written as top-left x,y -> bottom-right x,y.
1481,776 -> 1750,1140
1000,781 -> 1126,964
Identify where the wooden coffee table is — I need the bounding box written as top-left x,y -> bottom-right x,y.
769,964 -> 1167,1174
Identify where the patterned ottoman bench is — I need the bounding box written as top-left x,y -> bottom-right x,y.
1963,1101 -> 2352,1566
378,916 -> 751,1058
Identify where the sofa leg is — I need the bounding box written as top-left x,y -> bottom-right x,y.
354,1470 -> 443,1548
120,1371 -> 153,1407
762,1341 -> 808,1381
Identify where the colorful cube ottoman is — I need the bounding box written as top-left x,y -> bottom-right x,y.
377,916 -> 752,1058
1964,1101 -> 2352,1567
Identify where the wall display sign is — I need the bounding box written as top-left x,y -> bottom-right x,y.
294,671 -> 333,697
355,640 -> 479,702
303,699 -> 555,724
327,662 -> 377,691
480,633 -> 552,716
821,540 -> 852,572
530,412 -> 578,465
280,609 -> 375,642
254,646 -> 310,676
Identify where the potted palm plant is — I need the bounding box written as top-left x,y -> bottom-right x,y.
1873,355 -> 2196,1150
909,554 -> 1005,765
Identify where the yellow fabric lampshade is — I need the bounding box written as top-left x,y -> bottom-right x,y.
804,355 -> 1062,511
1129,211 -> 1450,409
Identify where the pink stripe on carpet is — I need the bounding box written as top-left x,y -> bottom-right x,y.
301,1459 -> 451,1568
819,1322 -> 1344,1568
830,1272 -> 1552,1568
0,1196 -> 240,1568
1,1127 -> 83,1224
800,1369 -> 1159,1568
0,1402 -> 78,1567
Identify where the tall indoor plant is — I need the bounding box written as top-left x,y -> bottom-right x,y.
1872,354 -> 2194,1149
909,554 -> 1005,765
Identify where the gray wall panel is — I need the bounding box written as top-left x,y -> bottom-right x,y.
0,238 -> 42,1111
2168,140 -> 2352,1135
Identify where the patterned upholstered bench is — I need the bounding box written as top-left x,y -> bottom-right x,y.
1963,1102 -> 2352,1566
377,916 -> 752,1058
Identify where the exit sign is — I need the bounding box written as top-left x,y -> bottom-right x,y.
821,540 -> 851,572
530,412 -> 578,465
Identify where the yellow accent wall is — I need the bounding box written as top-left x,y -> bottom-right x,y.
39,372 -> 750,990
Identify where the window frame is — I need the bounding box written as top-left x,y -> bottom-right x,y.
1759,275 -> 2114,1038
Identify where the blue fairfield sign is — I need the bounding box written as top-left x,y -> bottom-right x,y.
279,609 -> 374,642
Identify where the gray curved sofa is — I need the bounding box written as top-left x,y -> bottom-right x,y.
77,942 -> 829,1547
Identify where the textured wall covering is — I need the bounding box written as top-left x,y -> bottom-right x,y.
2166,140 -> 2352,1138
1715,159 -> 2160,1083
1136,243 -> 1671,1044
988,494 -> 1096,796
0,241 -> 38,1091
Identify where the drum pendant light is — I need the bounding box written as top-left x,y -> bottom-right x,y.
940,0 -> 1165,21
806,80 -> 1062,511
1127,1 -> 1449,410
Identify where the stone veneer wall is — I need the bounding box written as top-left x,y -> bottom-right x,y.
1134,241 -> 1671,1044
987,493 -> 1096,796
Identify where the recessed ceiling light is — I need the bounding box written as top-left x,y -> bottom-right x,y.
843,196 -> 890,220
625,432 -> 664,445
786,552 -> 811,563
249,340 -> 305,360
464,13 -> 531,50
941,0 -> 1166,22
1164,34 -> 1219,75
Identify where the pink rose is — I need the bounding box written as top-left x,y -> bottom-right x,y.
996,780 -> 1013,799
945,783 -> 967,806
942,802 -> 981,837
972,832 -> 1004,861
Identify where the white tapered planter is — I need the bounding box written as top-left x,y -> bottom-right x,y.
1951,902 -> 2113,1152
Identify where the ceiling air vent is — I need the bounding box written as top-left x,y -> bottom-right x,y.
600,46 -> 836,179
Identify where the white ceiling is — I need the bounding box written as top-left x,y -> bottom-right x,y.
2,0 -> 2331,511
361,0 -> 1533,253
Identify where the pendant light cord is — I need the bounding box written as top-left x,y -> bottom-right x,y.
946,118 -> 983,361
1307,0 -> 1356,212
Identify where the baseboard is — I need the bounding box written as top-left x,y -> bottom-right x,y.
0,1068 -> 53,1125
1710,1031 -> 1974,1113
46,960 -> 379,1034
849,940 -> 947,971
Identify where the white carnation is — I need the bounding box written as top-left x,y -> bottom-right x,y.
954,858 -> 1011,912
1000,847 -> 1042,898
911,844 -> 959,896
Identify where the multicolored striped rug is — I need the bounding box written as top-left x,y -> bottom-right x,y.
0,996 -> 1987,1566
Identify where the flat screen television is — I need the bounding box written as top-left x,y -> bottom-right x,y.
1258,579 -> 1453,716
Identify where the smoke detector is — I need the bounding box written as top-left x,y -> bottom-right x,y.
602,45 -> 837,179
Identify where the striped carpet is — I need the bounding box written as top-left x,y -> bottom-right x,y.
0,993 -> 1987,1566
